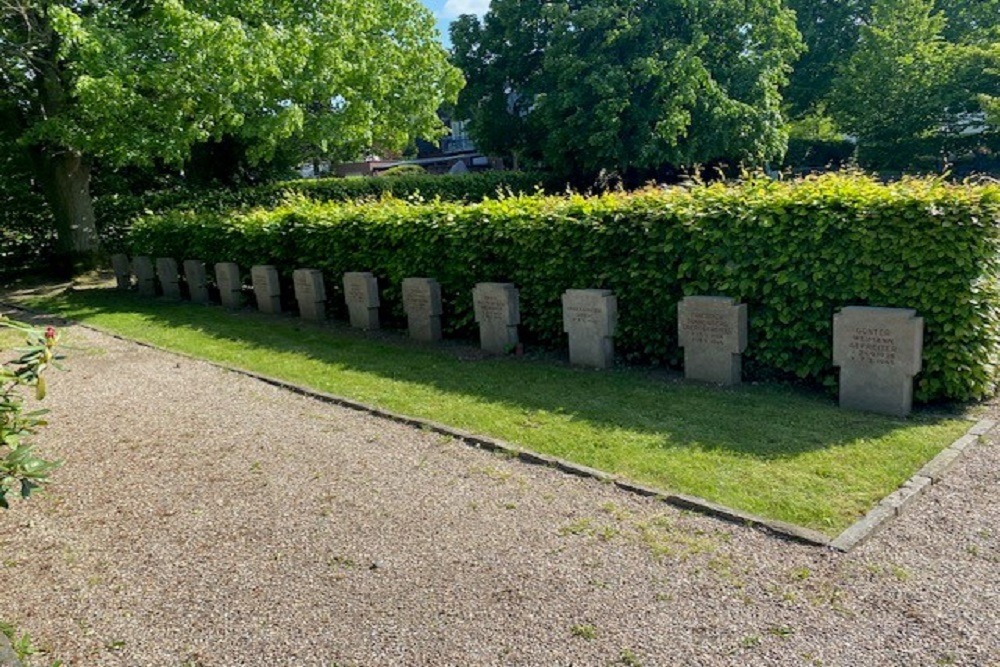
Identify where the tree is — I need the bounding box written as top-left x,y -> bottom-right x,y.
451,0 -> 803,184
827,0 -> 1000,167
0,0 -> 462,272
783,0 -> 872,120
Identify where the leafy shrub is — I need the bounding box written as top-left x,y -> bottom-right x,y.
783,138 -> 856,170
378,164 -> 427,176
96,171 -> 548,251
1,318 -> 61,509
126,173 -> 1000,403
0,162 -> 57,278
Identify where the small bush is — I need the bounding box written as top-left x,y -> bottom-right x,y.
1,318 -> 61,509
126,173 -> 1000,403
96,171 -> 548,251
378,164 -> 427,176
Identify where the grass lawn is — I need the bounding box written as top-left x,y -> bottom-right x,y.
11,287 -> 970,536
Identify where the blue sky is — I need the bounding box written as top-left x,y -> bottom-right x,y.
421,0 -> 490,46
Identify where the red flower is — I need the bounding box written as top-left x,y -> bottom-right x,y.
45,327 -> 57,340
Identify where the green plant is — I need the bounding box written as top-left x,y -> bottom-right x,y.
94,171 -> 549,253
619,648 -> 643,666
0,317 -> 61,509
379,165 -> 427,177
570,624 -> 597,640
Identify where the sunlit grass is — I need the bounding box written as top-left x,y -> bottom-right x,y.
17,288 -> 969,535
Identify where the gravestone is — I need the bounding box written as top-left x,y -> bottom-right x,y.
156,257 -> 181,299
183,260 -> 210,304
215,262 -> 244,309
133,256 -> 156,297
833,306 -> 923,417
111,254 -> 131,290
472,282 -> 520,354
293,269 -> 327,321
562,289 -> 617,369
343,272 -> 380,330
251,265 -> 281,314
677,296 -> 748,385
402,277 -> 443,342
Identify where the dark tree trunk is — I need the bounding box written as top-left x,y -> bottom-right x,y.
32,147 -> 100,276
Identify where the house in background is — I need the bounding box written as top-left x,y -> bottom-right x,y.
312,118 -> 503,178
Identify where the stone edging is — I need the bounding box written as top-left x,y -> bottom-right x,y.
4,301 -> 992,552
0,633 -> 23,667
829,417 -> 996,552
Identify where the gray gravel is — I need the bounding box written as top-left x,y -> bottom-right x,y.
0,320 -> 998,667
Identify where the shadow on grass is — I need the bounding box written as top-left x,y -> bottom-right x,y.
13,287 -> 947,464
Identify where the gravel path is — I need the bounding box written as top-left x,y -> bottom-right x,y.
0,319 -> 997,667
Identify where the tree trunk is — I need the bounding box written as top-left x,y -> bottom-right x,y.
32,147 -> 100,276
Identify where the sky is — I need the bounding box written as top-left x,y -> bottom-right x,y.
421,0 -> 491,46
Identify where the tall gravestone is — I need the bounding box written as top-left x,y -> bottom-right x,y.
562,289 -> 617,369
184,260 -> 210,304
402,277 -> 443,342
251,265 -> 281,314
677,296 -> 748,385
133,256 -> 156,297
294,269 -> 327,321
472,283 -> 520,354
343,272 -> 380,330
111,254 -> 131,290
156,258 -> 181,300
215,262 -> 244,310
833,306 -> 923,417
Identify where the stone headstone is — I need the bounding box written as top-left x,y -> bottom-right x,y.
472,282 -> 520,354
251,265 -> 281,314
156,257 -> 181,299
111,254 -> 131,290
183,260 -> 210,304
343,272 -> 380,330
133,256 -> 156,297
562,289 -> 617,369
294,269 -> 327,321
215,262 -> 244,309
833,306 -> 923,417
677,296 -> 748,385
402,277 -> 443,342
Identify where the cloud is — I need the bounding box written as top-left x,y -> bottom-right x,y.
441,0 -> 490,18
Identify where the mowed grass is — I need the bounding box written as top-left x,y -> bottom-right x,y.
17,288 -> 969,535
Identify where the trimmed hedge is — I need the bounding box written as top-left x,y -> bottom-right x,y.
96,171 -> 548,251
127,174 -> 1000,403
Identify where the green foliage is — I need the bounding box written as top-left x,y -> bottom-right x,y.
826,0 -> 1000,168
0,318 -> 61,509
784,0 -> 871,119
379,165 -> 427,177
782,138 -> 856,170
127,173 -> 1000,403
2,0 -> 462,168
1,0 -> 463,261
0,139 -> 56,277
451,0 -> 803,182
95,171 -> 548,251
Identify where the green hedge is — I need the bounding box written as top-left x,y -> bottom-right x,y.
126,174 -> 1000,403
96,171 -> 548,251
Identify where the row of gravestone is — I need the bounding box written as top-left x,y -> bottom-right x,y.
113,255 -> 924,417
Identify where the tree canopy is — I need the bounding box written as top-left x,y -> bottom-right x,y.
451,0 -> 803,183
1,0 -> 462,269
826,0 -> 1000,167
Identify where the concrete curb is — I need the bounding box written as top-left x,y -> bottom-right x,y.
829,417 -> 996,552
5,300 -> 991,552
0,633 -> 23,667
